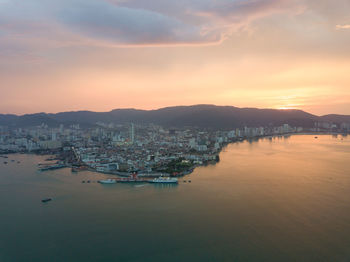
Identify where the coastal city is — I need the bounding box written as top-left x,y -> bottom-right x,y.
2,0 -> 350,260
0,120 -> 349,181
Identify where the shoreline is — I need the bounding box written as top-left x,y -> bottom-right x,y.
2,132 -> 348,178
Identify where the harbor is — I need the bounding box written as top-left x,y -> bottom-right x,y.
98,173 -> 179,184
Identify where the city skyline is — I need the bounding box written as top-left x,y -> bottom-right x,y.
1,0 -> 350,115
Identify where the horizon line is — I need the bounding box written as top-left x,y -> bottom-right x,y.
0,104 -> 347,117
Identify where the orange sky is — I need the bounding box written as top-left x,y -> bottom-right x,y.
0,0 -> 349,115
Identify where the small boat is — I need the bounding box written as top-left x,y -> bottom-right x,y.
39,164 -> 66,172
98,179 -> 117,184
149,177 -> 178,184
41,198 -> 52,203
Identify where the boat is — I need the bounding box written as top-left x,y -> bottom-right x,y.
98,179 -> 117,184
39,164 -> 66,171
41,198 -> 52,203
149,177 -> 178,184
4,161 -> 8,164
116,173 -> 149,183
45,157 -> 56,161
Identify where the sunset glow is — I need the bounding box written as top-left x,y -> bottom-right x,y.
1,2 -> 350,260
0,0 -> 349,115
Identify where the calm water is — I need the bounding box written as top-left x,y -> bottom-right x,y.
1,135 -> 350,262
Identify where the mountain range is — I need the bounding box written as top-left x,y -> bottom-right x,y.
1,105 -> 349,129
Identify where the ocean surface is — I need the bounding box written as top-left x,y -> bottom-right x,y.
1,135 -> 350,262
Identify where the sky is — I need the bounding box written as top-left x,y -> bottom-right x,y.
0,0 -> 350,115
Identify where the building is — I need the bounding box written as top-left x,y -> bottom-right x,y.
130,123 -> 135,144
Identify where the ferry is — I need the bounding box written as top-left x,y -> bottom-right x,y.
149,177 -> 178,184
116,173 -> 149,183
117,177 -> 148,183
98,179 -> 117,184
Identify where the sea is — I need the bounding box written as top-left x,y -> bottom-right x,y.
0,134 -> 350,262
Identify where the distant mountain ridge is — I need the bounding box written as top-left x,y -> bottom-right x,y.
0,105 -> 349,129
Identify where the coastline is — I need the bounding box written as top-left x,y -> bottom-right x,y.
3,132 -> 348,178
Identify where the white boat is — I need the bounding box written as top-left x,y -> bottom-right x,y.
149,177 -> 178,184
98,179 -> 117,184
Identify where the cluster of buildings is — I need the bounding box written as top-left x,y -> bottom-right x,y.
0,120 -> 349,175
314,121 -> 350,132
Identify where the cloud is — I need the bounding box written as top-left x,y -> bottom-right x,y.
103,0 -> 302,45
57,1 -> 221,46
336,24 -> 350,30
0,0 -> 303,49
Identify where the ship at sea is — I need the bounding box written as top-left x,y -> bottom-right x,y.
116,173 -> 149,183
97,173 -> 178,184
39,164 -> 66,172
98,173 -> 149,184
98,179 -> 117,184
149,177 -> 178,184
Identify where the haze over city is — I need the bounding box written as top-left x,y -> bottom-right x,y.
1,0 -> 350,115
2,1 -> 350,262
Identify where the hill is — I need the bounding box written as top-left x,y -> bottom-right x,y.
0,105 -> 348,129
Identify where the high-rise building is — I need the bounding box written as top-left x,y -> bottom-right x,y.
51,132 -> 57,141
130,123 -> 135,144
